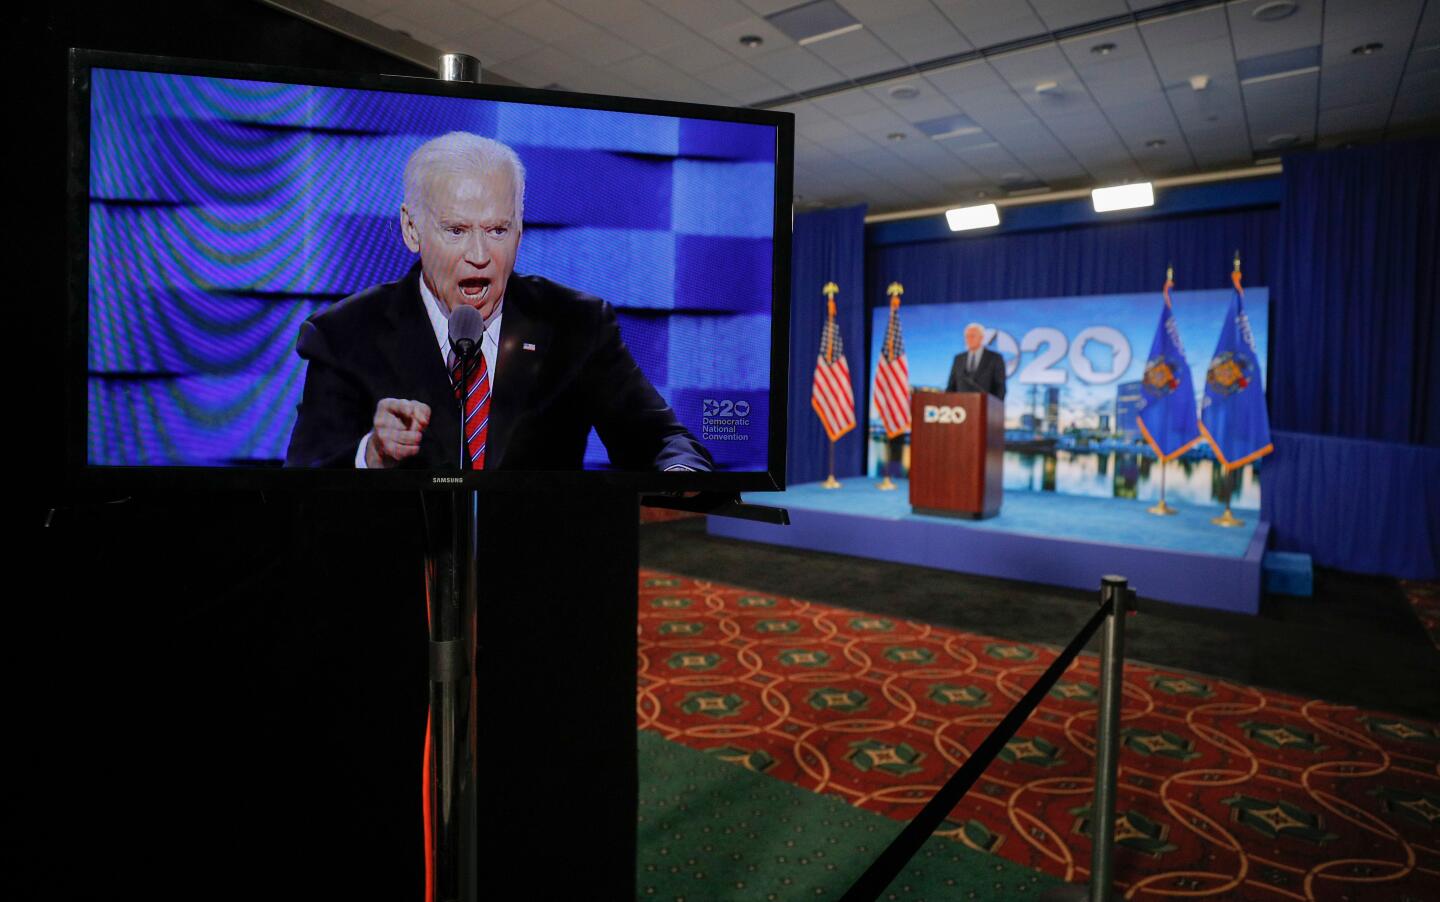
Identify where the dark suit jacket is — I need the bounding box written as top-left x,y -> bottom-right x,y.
284,266 -> 712,471
945,347 -> 1007,400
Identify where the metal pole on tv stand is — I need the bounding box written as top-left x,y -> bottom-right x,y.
423,51 -> 482,902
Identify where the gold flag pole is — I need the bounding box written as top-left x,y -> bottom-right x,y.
1212,252 -> 1245,527
822,281 -> 843,489
877,282 -> 904,491
1148,265 -> 1179,515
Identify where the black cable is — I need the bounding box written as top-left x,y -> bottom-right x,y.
839,598 -> 1114,902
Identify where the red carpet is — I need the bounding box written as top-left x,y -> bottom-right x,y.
637,570 -> 1440,900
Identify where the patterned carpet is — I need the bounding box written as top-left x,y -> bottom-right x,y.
1401,581 -> 1440,651
637,570 -> 1440,901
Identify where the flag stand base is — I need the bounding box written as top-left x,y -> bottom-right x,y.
1211,506 -> 1245,528
876,477 -> 896,491
1147,500 -> 1177,516
822,475 -> 842,489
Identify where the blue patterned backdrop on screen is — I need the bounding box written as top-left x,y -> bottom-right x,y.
87,68 -> 775,469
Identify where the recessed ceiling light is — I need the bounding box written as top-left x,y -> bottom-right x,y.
1267,133 -> 1299,147
739,34 -> 764,48
1351,42 -> 1383,55
1189,74 -> 1210,92
1035,80 -> 1060,95
888,84 -> 920,100
886,132 -> 907,141
1091,42 -> 1116,56
975,190 -> 988,199
1146,138 -> 1166,148
1252,1 -> 1298,22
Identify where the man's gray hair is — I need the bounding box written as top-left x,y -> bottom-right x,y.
965,322 -> 986,333
403,131 -> 527,226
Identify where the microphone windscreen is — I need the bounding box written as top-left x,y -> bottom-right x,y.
448,305 -> 485,349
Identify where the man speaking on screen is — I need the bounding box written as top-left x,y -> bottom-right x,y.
284,132 -> 711,472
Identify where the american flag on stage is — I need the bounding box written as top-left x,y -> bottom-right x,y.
872,282 -> 911,438
811,282 -> 856,442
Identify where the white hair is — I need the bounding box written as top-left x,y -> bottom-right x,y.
403,131 -> 527,226
965,322 -> 985,334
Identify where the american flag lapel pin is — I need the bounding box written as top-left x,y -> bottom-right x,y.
522,342 -> 537,351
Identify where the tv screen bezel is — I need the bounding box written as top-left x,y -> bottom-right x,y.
66,48 -> 792,494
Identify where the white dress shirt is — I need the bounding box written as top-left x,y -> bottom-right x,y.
355,275 -> 503,467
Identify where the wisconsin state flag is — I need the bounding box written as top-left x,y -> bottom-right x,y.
1199,266 -> 1273,470
1136,270 -> 1201,460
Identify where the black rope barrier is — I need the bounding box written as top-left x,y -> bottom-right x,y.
838,597 -> 1115,902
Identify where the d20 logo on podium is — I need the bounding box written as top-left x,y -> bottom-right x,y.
922,405 -> 968,425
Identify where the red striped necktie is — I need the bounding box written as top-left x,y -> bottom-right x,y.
450,350 -> 490,469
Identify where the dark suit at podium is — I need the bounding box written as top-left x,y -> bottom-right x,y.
945,348 -> 1007,400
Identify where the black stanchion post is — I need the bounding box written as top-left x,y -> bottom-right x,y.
1043,575 -> 1137,902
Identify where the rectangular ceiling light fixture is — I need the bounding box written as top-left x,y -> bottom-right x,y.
767,1 -> 862,46
945,203 -> 1000,231
1091,182 -> 1154,212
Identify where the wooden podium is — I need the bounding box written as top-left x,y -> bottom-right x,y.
909,391 -> 1004,519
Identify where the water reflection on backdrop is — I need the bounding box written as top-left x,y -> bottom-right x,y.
869,436 -> 1261,511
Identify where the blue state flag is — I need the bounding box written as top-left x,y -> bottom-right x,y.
1136,273 -> 1201,460
1199,269 -> 1273,470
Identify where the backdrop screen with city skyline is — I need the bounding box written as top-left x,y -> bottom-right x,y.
868,289 -> 1270,509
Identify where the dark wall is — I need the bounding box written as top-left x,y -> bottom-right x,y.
19,3 -> 433,898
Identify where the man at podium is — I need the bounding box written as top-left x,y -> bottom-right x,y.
945,322 -> 1007,400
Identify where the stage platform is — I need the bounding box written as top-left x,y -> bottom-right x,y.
708,479 -> 1270,614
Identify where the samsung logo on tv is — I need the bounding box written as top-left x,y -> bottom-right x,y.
432,476 -> 465,484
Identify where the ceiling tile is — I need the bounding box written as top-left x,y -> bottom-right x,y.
1226,0 -> 1322,61
749,46 -> 847,92
1029,0 -> 1131,32
931,0 -> 1049,47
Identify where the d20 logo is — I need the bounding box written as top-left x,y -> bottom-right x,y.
884,646 -> 935,665
680,691 -> 746,719
778,648 -> 831,668
807,687 -> 869,713
666,652 -> 721,672
1222,795 -> 1338,844
999,736 -> 1064,768
929,684 -> 989,708
845,740 -> 925,776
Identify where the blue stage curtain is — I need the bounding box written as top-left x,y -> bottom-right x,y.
1270,140 -> 1440,446
866,207 -> 1279,310
1261,431 -> 1440,579
787,205 -> 867,485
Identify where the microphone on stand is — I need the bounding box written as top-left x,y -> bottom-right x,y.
448,306 -> 485,470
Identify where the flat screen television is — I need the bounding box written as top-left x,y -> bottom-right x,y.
66,49 -> 792,493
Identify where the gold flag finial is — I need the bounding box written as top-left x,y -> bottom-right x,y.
887,281 -> 904,298
1232,250 -> 1243,291
1166,264 -> 1174,284
823,281 -> 839,299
